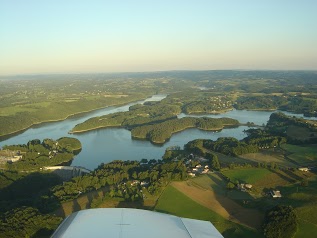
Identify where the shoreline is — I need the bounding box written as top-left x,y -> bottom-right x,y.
70,125 -> 122,134
0,96 -> 151,140
132,124 -> 236,145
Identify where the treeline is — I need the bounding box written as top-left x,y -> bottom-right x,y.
3,137 -> 81,170
131,117 -> 239,143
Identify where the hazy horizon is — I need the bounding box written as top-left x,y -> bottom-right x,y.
1,0 -> 316,75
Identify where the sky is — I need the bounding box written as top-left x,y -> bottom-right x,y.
0,0 -> 316,75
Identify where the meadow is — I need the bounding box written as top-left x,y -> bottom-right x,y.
282,144 -> 317,166
222,168 -> 271,185
155,185 -> 263,238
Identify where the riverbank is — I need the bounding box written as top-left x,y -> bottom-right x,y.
0,95 -> 151,140
69,125 -> 122,134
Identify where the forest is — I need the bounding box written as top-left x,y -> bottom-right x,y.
131,117 -> 239,143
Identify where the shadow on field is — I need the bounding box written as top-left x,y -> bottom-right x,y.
86,192 -> 98,209
269,169 -> 296,183
72,199 -> 81,212
205,173 -> 263,229
282,169 -> 303,181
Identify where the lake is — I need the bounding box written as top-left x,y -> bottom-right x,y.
0,95 -> 315,170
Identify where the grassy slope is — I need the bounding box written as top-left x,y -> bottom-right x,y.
222,166 -> 317,237
155,185 -> 263,238
281,144 -> 317,165
222,168 -> 271,184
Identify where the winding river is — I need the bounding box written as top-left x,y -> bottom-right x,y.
0,95 -> 315,170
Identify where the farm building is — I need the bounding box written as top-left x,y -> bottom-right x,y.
298,167 -> 309,172
271,190 -> 282,198
244,184 -> 252,189
51,208 -> 224,238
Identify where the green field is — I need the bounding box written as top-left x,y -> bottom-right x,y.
222,168 -> 271,184
288,181 -> 317,238
239,150 -> 297,168
155,185 -> 263,238
295,221 -> 317,238
282,144 -> 317,165
57,137 -> 82,151
286,125 -> 314,141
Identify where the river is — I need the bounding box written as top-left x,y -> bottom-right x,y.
0,95 -> 315,170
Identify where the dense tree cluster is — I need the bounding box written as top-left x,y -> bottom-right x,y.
267,112 -> 314,131
0,206 -> 62,238
0,172 -> 61,213
243,128 -> 287,148
235,95 -> 288,110
279,96 -> 317,117
3,137 -> 81,170
182,96 -> 232,114
263,205 -> 298,238
203,137 -> 259,156
235,94 -> 317,117
266,112 -> 317,143
131,117 -> 239,143
51,160 -> 188,203
71,103 -> 181,132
